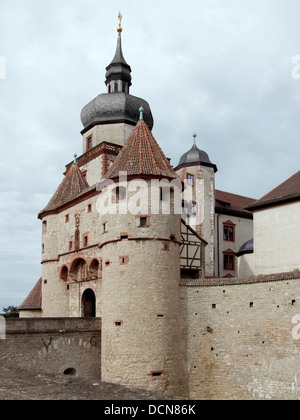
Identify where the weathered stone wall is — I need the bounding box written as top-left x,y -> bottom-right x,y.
0,318 -> 101,380
180,273 -> 300,400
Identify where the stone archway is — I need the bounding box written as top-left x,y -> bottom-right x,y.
82,289 -> 96,318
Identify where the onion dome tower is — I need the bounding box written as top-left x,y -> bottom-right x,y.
80,14 -> 153,152
99,108 -> 185,397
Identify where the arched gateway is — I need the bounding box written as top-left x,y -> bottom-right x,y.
82,289 -> 96,318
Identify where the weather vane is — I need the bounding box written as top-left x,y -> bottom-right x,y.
117,11 -> 123,33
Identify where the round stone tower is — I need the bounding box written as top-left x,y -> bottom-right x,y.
98,112 -> 185,397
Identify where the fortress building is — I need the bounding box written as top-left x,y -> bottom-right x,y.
16,17 -> 300,400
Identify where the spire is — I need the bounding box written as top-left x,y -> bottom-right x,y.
105,13 -> 132,93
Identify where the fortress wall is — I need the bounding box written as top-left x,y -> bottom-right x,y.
0,318 -> 101,380
180,274 -> 300,400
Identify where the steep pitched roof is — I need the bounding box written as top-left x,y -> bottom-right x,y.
18,278 -> 42,311
105,119 -> 179,180
215,189 -> 255,217
248,170 -> 300,211
39,163 -> 89,217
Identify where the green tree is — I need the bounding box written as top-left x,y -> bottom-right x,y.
2,306 -> 19,318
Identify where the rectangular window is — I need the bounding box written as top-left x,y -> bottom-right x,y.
140,217 -> 147,227
115,186 -> 127,203
42,221 -> 47,234
83,235 -> 88,247
191,202 -> 197,215
69,241 -> 73,251
87,135 -> 93,150
136,215 -> 151,228
187,173 -> 194,186
224,254 -> 235,271
102,222 -> 108,234
223,223 -> 235,241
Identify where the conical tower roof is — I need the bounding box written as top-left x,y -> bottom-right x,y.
39,161 -> 89,217
105,111 -> 178,181
18,278 -> 42,311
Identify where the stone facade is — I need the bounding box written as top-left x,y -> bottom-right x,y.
180,273 -> 300,400
0,318 -> 101,380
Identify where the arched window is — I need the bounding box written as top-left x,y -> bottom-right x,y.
114,82 -> 118,92
60,266 -> 69,282
82,289 -> 96,318
89,259 -> 100,278
71,258 -> 88,282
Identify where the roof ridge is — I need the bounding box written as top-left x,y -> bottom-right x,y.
259,170 -> 300,202
215,189 -> 256,201
248,170 -> 300,210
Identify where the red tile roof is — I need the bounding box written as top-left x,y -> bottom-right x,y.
105,120 -> 179,181
248,170 -> 300,210
18,278 -> 42,311
39,163 -> 89,217
215,189 -> 256,216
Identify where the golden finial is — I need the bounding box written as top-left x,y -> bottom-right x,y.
117,11 -> 123,33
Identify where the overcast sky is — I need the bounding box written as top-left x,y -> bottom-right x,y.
0,0 -> 300,309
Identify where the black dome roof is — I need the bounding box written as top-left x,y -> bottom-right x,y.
236,238 -> 254,257
80,93 -> 154,131
80,29 -> 154,132
177,144 -> 217,172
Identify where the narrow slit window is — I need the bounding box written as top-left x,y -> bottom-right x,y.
83,235 -> 88,247
151,371 -> 163,377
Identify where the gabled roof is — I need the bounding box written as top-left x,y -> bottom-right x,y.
18,278 -> 42,311
39,163 -> 89,218
248,170 -> 300,211
105,119 -> 179,181
215,189 -> 255,218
